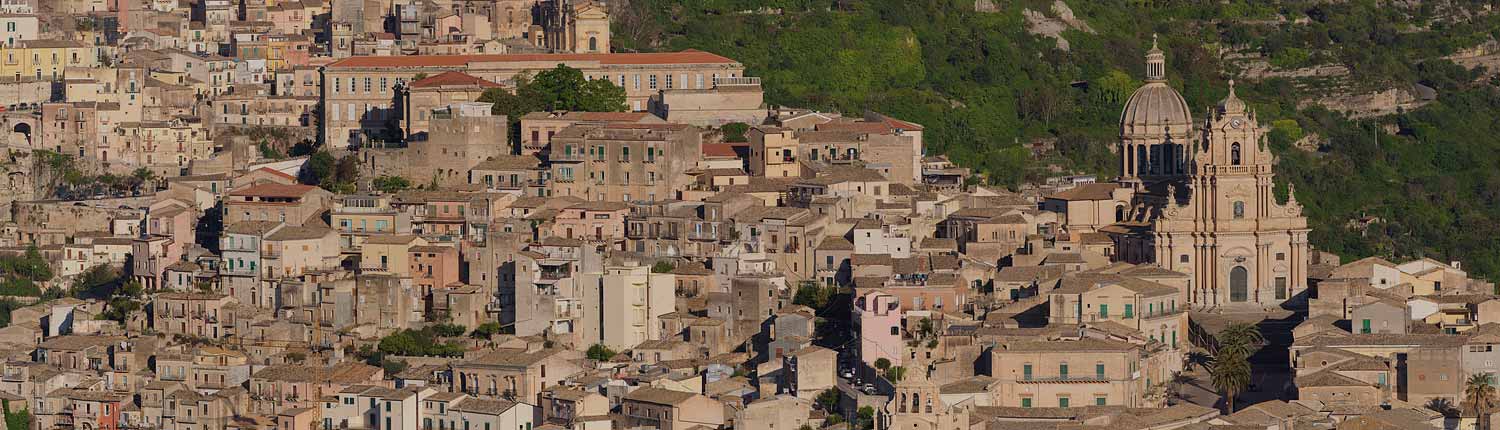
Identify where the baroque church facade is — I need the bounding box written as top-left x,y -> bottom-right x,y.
1107,38 -> 1311,308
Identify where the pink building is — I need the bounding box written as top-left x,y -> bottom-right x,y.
410,244 -> 460,297
146,200 -> 197,249
854,291 -> 903,368
133,235 -> 185,291
550,201 -> 628,243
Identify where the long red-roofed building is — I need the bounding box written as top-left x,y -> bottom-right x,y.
322,50 -> 745,147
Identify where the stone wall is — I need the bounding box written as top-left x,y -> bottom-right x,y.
11,197 -> 150,238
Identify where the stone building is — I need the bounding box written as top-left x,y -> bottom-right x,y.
360,102 -> 510,188
398,71 -> 504,138
1105,39 -> 1311,308
537,0 -> 609,54
547,122 -> 703,203
320,51 -> 744,145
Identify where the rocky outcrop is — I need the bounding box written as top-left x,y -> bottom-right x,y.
1298,86 -> 1432,119
1023,1 -> 1095,51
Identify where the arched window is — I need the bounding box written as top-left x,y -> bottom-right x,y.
1233,201 -> 1245,219
899,393 -> 907,413
588,36 -> 598,52
1115,204 -> 1126,222
1230,143 -> 1241,165
912,393 -> 920,413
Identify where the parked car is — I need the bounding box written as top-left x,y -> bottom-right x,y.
861,384 -> 876,395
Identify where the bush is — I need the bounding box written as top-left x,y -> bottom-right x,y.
377,327 -> 467,357
586,344 -> 617,361
721,122 -> 750,142
471,322 -> 504,338
650,261 -> 674,273
372,175 -> 412,193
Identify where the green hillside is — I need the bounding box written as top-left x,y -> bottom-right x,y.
613,0 -> 1500,280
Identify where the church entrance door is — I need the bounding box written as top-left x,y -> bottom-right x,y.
1230,266 -> 1248,302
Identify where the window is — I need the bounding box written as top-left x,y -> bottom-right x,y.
1059,363 -> 1068,378
1095,363 -> 1105,378
649,75 -> 657,89
1361,319 -> 1371,334
1233,201 -> 1245,218
1099,304 -> 1108,318
1095,396 -> 1107,406
1058,396 -> 1070,408
1275,277 -> 1287,300
622,147 -> 630,162
1180,254 -> 1188,263
1230,143 -> 1241,165
1022,364 -> 1032,381
1020,397 -> 1032,408
1123,304 -> 1133,318
588,36 -> 597,51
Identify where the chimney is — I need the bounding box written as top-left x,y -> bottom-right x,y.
1452,261 -> 1462,270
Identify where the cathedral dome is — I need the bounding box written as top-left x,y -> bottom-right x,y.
1120,82 -> 1193,135
1120,36 -> 1193,137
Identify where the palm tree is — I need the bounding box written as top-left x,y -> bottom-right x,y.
1207,323 -> 1262,413
1185,351 -> 1214,372
1210,354 -> 1252,413
1215,323 -> 1265,358
1468,373 -> 1498,430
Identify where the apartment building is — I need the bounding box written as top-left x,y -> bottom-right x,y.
152,292 -> 236,339
224,183 -> 333,227
990,337 -> 1178,408
576,262 -> 675,350
547,122 -> 704,203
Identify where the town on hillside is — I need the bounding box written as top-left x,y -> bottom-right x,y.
0,1 -> 1487,430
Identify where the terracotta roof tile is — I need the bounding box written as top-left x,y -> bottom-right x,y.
326,50 -> 739,68
408,71 -> 503,89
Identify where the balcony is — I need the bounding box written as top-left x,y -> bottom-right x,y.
539,270 -> 571,281
1017,374 -> 1111,384
551,152 -> 584,163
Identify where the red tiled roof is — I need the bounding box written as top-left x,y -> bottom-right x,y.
408,71 -> 503,89
253,167 -> 297,181
574,112 -> 654,121
230,183 -> 318,198
702,143 -> 738,158
325,49 -> 739,68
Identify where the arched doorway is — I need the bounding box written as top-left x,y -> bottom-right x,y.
12,121 -> 29,145
1115,204 -> 1126,222
1229,266 -> 1248,302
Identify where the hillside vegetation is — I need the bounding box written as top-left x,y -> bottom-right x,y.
614,0 -> 1500,281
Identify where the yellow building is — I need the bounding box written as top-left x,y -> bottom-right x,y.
0,40 -> 96,81
359,234 -> 427,275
